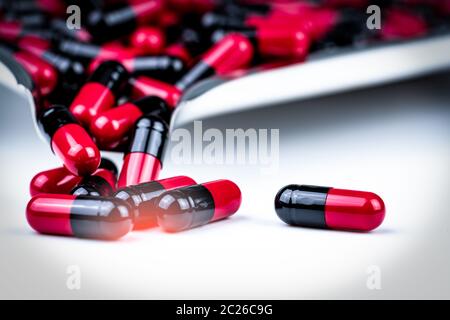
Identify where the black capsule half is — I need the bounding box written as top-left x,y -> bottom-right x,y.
274,185 -> 329,229
71,176 -> 114,197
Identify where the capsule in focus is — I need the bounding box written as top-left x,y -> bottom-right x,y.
153,179 -> 242,232
117,115 -> 168,188
174,33 -> 253,91
114,176 -> 196,229
90,96 -> 170,150
26,194 -> 133,240
274,185 -> 385,232
38,105 -> 101,176
69,60 -> 128,127
29,158 -> 118,196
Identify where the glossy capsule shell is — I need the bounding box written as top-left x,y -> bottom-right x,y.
29,158 -> 117,197
71,175 -> 114,197
90,96 -> 170,150
175,33 -> 254,91
26,194 -> 133,240
117,115 -> 168,188
274,185 -> 385,232
38,105 -> 101,176
154,179 -> 241,232
70,61 -> 128,127
114,176 -> 196,229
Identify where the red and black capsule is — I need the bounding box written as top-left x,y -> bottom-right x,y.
90,96 -> 170,150
69,60 -> 128,127
114,176 -> 196,229
18,35 -> 85,92
212,24 -> 310,61
86,0 -> 162,42
113,55 -> 187,84
1,44 -> 57,96
274,185 -> 385,232
38,105 -> 101,176
29,158 -> 118,197
26,194 -> 133,240
0,20 -> 53,42
57,40 -> 136,64
129,76 -> 182,109
152,179 -> 242,232
117,115 -> 168,188
174,33 -> 254,91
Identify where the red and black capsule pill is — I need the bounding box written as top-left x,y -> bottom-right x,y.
26,194 -> 133,240
114,176 -> 196,229
38,105 -> 101,176
29,158 -> 118,197
69,60 -> 128,127
90,96 -> 171,150
0,44 -> 58,96
274,185 -> 385,232
119,55 -> 187,84
57,40 -> 134,63
86,0 -> 162,42
117,115 -> 168,188
153,179 -> 242,232
174,33 -> 254,91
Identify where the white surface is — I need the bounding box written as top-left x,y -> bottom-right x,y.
172,34 -> 450,129
0,72 -> 449,299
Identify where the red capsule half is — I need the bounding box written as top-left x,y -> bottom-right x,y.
70,61 -> 128,127
38,105 -> 101,176
26,194 -> 133,240
154,179 -> 242,232
130,26 -> 165,55
90,96 -> 170,150
129,76 -> 182,108
380,8 -> 428,41
274,185 -> 385,232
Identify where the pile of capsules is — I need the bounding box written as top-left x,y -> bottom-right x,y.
0,0 -> 447,240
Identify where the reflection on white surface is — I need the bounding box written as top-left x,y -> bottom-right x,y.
0,73 -> 449,299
